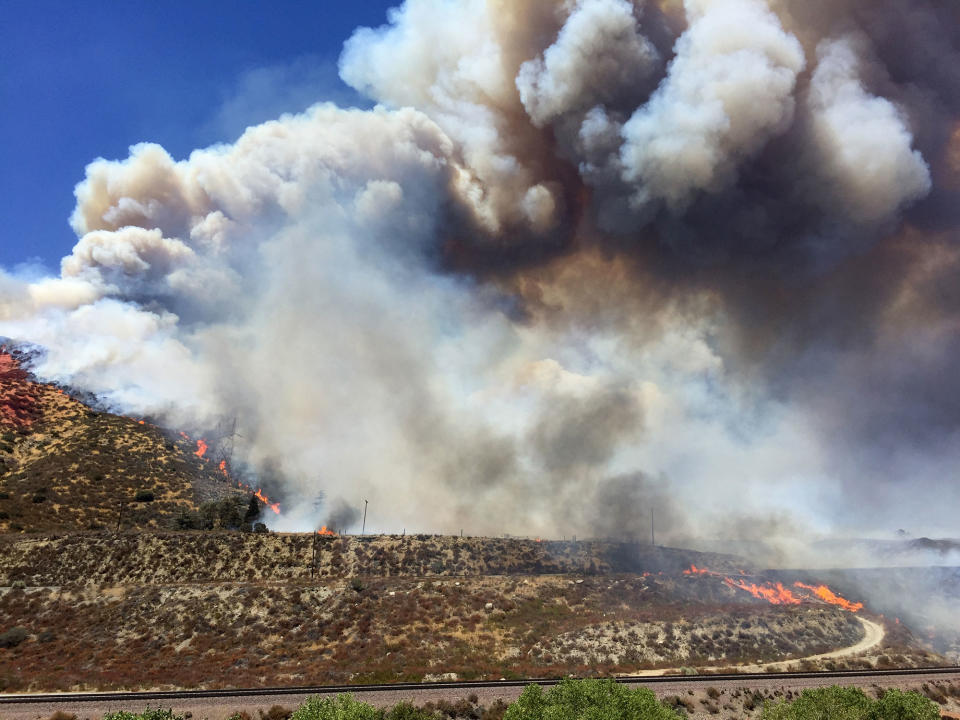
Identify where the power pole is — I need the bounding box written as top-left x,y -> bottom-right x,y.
650,508 -> 655,546
361,499 -> 368,536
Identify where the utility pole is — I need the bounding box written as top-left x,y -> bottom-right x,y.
116,502 -> 125,532
361,499 -> 368,536
650,508 -> 655,546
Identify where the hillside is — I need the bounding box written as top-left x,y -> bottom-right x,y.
0,533 -> 751,586
0,348 -> 242,532
0,534 -> 943,691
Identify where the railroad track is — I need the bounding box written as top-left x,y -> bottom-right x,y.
3,666 -> 960,705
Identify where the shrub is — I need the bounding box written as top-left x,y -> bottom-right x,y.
103,710 -> 186,720
503,679 -> 681,720
0,627 -> 29,648
385,703 -> 434,720
760,686 -> 938,720
259,707 -> 293,720
291,695 -> 382,720
134,489 -> 155,502
173,510 -> 199,530
874,689 -> 941,719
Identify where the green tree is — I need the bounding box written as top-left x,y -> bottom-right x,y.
761,686 -> 938,720
290,694 -> 383,720
504,679 -> 681,720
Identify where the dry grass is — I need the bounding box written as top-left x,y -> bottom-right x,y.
0,353 -> 244,534
0,533 -> 754,587
0,567 -> 940,692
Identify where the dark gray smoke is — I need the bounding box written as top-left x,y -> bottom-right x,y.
325,499 -> 361,534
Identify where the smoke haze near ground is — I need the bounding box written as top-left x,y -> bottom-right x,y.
2,0 -> 959,553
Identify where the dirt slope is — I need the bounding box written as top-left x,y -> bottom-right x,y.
0,348 -> 240,533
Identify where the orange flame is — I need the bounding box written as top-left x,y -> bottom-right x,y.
194,439 -> 208,458
219,459 -> 228,477
682,564 -> 863,612
317,525 -> 337,536
725,578 -> 803,605
254,488 -> 281,514
180,431 -> 189,439
793,582 -> 864,612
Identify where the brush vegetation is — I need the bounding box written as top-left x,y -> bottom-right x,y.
47,681 -> 945,720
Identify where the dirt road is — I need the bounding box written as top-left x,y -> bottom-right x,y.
631,615 -> 885,676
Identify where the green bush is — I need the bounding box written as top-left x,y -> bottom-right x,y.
872,689 -> 941,719
102,709 -> 186,720
504,679 -> 681,720
761,686 -> 938,720
384,702 -> 434,720
290,694 -> 382,720
134,489 -> 155,502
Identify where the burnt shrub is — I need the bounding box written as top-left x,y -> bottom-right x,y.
259,706 -> 293,720
0,626 -> 29,648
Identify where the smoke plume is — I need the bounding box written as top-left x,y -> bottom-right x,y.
2,0 -> 959,549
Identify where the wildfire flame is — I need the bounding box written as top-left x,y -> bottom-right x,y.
726,578 -> 803,605
793,582 -> 864,612
219,459 -> 228,476
682,565 -> 864,612
194,439 -> 208,458
317,525 -> 337,536
254,488 -> 281,514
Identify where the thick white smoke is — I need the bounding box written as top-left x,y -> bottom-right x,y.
1,0 -> 955,546
806,35 -> 932,224
620,0 -> 805,210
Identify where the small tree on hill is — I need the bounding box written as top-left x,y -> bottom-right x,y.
243,496 -> 262,529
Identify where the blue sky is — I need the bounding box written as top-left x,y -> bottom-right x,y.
0,0 -> 395,271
